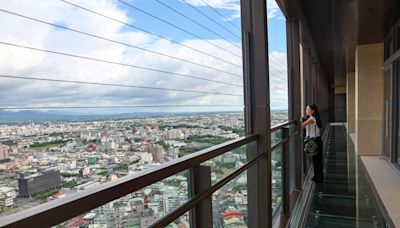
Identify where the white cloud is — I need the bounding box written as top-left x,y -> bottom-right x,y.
266,0 -> 281,19
269,51 -> 288,109
183,0 -> 240,20
0,0 -> 286,113
183,0 -> 281,20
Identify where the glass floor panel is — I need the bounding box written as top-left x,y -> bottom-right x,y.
306,213 -> 386,228
314,182 -> 356,196
304,124 -> 390,227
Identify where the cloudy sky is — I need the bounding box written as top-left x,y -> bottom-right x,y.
0,0 -> 287,114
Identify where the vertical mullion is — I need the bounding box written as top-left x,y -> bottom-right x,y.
287,18 -> 302,191
282,127 -> 291,216
241,0 -> 271,227
393,60 -> 399,164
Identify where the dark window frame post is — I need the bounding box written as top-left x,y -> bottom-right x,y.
188,165 -> 212,228
287,18 -> 303,191
241,0 -> 272,227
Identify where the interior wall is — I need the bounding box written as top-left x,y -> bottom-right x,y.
355,43 -> 384,155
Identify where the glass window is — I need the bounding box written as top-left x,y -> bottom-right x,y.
0,0 -> 245,221
389,38 -> 394,58
397,60 -> 400,166
212,171 -> 249,227
57,171 -> 191,228
396,25 -> 400,51
167,212 -> 191,227
267,0 -> 288,127
385,37 -> 393,60
383,67 -> 393,158
271,145 -> 283,215
300,43 -> 305,116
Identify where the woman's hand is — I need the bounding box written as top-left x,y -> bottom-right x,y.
301,115 -> 309,122
301,116 -> 315,128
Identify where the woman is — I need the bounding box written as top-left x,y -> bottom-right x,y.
301,104 -> 324,182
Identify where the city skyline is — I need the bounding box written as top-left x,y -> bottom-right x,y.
0,111 -> 287,228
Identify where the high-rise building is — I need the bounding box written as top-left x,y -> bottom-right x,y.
18,167 -> 61,197
166,129 -> 180,140
0,144 -> 9,161
162,195 -> 181,213
148,144 -> 164,163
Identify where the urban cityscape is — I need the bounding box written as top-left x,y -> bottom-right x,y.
0,111 -> 287,227
0,0 -> 289,227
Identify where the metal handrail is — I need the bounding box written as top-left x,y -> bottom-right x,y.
272,138 -> 289,151
271,129 -> 300,151
153,121 -> 299,226
151,152 -> 266,227
0,134 -> 257,228
271,119 -> 297,132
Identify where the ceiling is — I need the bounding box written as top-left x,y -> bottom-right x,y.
298,0 -> 399,88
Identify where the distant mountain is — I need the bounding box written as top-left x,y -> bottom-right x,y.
0,110 -> 243,123
0,110 -> 73,122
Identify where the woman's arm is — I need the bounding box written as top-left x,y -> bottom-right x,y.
301,116 -> 315,128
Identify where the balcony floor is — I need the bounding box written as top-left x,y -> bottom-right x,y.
305,124 -> 389,228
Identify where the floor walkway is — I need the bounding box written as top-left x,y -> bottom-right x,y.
305,124 -> 389,227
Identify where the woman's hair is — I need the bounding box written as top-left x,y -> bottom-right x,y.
308,104 -> 323,129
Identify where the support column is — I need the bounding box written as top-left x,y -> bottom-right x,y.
346,72 -> 356,133
241,0 -> 271,227
286,18 -> 303,191
355,43 -> 384,155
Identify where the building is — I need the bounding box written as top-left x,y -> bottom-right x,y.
166,129 -> 180,140
222,211 -> 246,228
0,144 -> 9,161
80,167 -> 90,177
135,152 -> 153,163
162,195 -> 181,213
147,144 -> 164,163
83,212 -> 96,225
18,168 -> 61,197
0,187 -> 16,208
167,147 -> 179,160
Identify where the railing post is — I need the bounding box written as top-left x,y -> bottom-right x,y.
282,127 -> 291,216
189,165 -> 212,228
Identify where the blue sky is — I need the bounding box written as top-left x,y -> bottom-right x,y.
120,0 -> 242,43
267,13 -> 287,53
0,0 -> 288,113
120,0 -> 286,53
